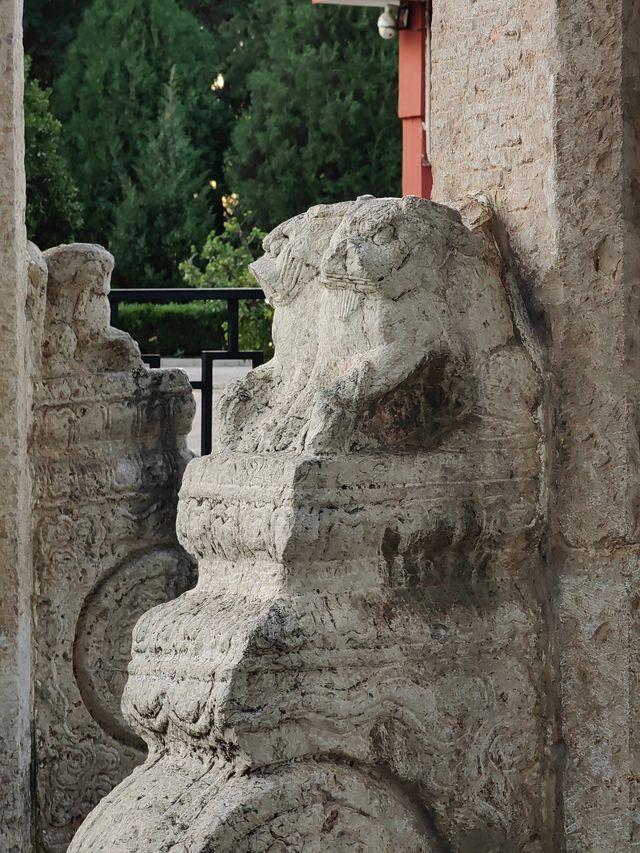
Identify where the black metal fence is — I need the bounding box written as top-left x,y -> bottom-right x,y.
109,288 -> 266,455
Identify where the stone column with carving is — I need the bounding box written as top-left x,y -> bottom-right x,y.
70,197 -> 548,851
32,244 -> 196,851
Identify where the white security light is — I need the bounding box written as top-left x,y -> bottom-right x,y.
377,5 -> 398,39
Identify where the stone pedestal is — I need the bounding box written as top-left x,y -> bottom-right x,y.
70,198 -> 549,851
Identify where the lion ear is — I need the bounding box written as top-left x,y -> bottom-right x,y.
399,195 -> 428,214
307,200 -> 354,226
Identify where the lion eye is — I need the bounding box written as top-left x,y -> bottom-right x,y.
373,225 -> 396,245
265,233 -> 288,255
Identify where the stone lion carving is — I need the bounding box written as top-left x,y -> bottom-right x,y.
216,201 -> 353,451
70,199 -> 546,852
220,196 -> 537,456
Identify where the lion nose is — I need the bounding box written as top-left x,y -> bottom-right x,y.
321,238 -> 349,281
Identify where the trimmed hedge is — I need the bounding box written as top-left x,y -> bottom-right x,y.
118,300 -> 273,358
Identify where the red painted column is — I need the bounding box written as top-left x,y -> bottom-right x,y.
311,0 -> 431,198
398,1 -> 432,197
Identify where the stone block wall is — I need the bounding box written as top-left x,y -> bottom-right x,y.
431,1 -> 640,849
431,0 -> 556,282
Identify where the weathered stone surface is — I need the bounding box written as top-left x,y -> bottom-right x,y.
70,197 -> 547,851
32,244 -> 196,851
216,201 -> 352,452
0,0 -> 633,849
431,1 -> 640,849
0,2 -> 34,850
431,0 -> 555,281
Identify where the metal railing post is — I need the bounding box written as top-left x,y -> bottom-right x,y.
227,298 -> 240,356
201,352 -> 214,457
142,354 -> 161,369
107,288 -> 267,456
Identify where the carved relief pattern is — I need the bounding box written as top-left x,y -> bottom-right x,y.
31,245 -> 196,851
70,200 -> 548,851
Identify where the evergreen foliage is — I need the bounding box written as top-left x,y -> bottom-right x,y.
179,0 -> 235,33
109,71 -> 213,289
23,0 -> 90,84
225,0 -> 401,229
180,216 -> 265,290
119,297 -> 273,358
118,301 -> 227,357
180,1 -> 257,117
24,56 -> 83,248
23,0 -> 230,86
26,0 -> 404,291
180,216 -> 273,357
54,0 -> 230,287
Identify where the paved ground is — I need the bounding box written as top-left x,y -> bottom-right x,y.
163,358 -> 254,455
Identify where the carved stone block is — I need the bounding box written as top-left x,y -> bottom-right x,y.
32,244 -> 196,851
69,199 -> 546,851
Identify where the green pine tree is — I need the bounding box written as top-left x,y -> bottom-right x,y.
225,0 -> 401,229
24,56 -> 83,247
23,0 -> 90,85
54,0 -> 230,286
179,0 -> 255,116
109,69 -> 213,289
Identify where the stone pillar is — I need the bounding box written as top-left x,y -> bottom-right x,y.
431,1 -> 640,849
69,198 -> 548,851
0,2 -> 34,850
